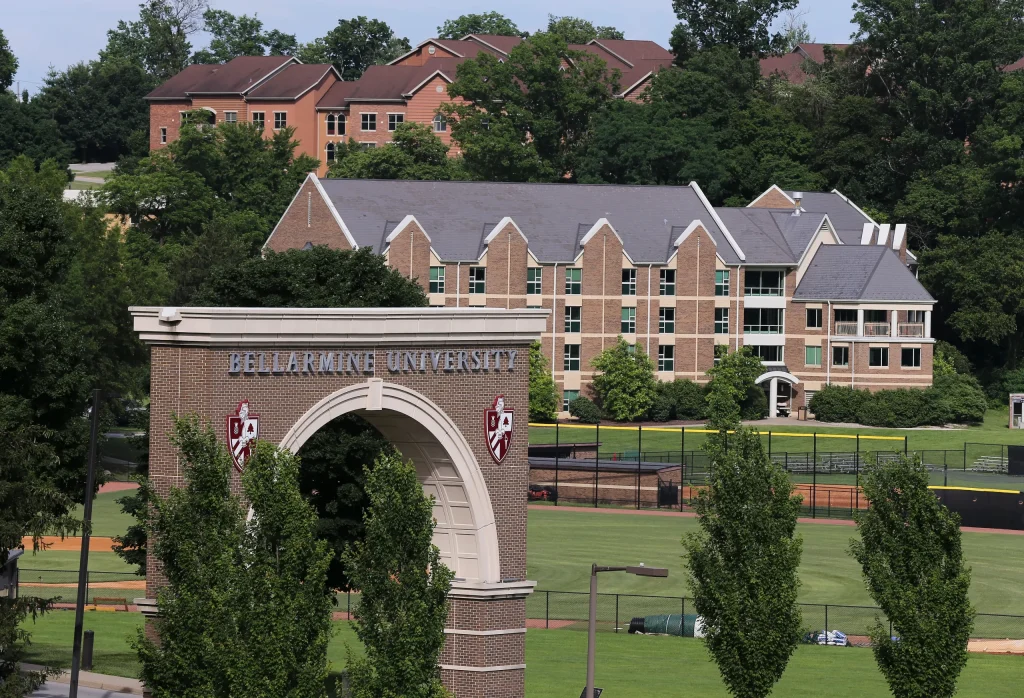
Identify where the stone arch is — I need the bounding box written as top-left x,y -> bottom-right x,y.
279,378 -> 501,584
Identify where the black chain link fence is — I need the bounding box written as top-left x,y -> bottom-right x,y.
16,568 -> 143,606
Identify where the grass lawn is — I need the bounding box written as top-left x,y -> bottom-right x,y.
527,508 -> 1024,615
529,408 -> 1022,455
67,181 -> 101,190
65,490 -> 136,538
21,611 -> 1024,696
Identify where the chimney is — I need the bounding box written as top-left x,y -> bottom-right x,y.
876,223 -> 891,246
860,222 -> 874,245
792,192 -> 803,216
892,223 -> 908,263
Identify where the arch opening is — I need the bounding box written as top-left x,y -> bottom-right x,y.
281,380 -> 500,585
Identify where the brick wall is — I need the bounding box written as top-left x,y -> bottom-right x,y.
149,101 -> 189,151
264,178 -> 351,252
385,220 -> 432,291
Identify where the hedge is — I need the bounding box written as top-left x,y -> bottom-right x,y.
809,375 -> 987,427
568,396 -> 602,424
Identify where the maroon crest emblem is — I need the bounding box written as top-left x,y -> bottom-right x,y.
484,395 -> 514,463
226,400 -> 259,472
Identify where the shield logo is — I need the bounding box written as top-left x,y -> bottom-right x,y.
226,400 -> 259,472
484,395 -> 514,464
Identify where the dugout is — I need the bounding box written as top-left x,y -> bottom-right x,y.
931,487 -> 1024,530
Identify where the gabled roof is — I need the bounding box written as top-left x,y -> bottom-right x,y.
246,63 -> 338,100
588,39 -> 673,65
146,55 -> 296,99
784,190 -> 876,245
462,34 -> 524,55
793,245 -> 934,302
317,59 -> 462,107
312,178 -> 726,263
760,43 -> 850,84
714,208 -> 797,264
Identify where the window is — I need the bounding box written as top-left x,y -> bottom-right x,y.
252,112 -> 265,128
869,347 -> 889,367
834,309 -> 857,323
743,308 -> 784,334
388,113 -> 404,131
658,345 -> 675,372
429,266 -> 445,294
360,142 -> 376,150
564,306 -> 581,333
659,269 -> 676,296
715,270 -> 730,297
562,390 -> 580,411
908,310 -> 925,323
715,307 -> 729,334
527,268 -> 542,295
714,344 -> 727,366
749,345 -> 783,363
468,267 -> 485,294
361,113 -> 376,131
326,114 -> 336,135
621,269 -> 637,295
902,347 -> 921,368
621,307 -> 636,334
659,307 -> 675,334
806,308 -> 822,329
563,344 -> 580,371
433,113 -> 447,132
805,346 -> 822,366
833,346 -> 850,366
325,143 -> 336,162
224,111 -> 237,124
160,127 -> 167,144
274,112 -> 287,129
744,269 -> 785,296
565,268 -> 581,295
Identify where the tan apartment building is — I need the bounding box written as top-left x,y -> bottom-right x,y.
264,178 -> 934,418
147,35 -> 674,175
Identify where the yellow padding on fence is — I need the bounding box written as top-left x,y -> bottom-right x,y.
527,423 -> 906,442
929,486 -> 1023,495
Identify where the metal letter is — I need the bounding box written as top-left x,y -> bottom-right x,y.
287,352 -> 298,372
303,352 -> 315,374
364,352 -> 375,373
348,353 -> 362,374
387,351 -> 401,372
507,349 -> 518,371
319,352 -> 335,373
229,353 -> 241,374
471,350 -> 482,370
458,351 -> 469,371
444,351 -> 455,372
273,352 -> 281,373
431,351 -> 442,370
258,352 -> 268,373
244,352 -> 256,373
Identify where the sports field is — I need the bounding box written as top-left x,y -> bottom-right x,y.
20,611 -> 1024,695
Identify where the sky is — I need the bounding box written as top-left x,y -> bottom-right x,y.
4,0 -> 859,94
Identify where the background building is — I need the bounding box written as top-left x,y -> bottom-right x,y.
265,178 -> 934,418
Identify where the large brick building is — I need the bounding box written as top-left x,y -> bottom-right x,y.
146,35 -> 674,175
265,178 -> 935,418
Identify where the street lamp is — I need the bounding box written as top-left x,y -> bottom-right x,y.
585,563 -> 668,698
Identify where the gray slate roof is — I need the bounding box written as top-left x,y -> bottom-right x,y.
794,245 -> 934,302
785,191 -> 874,244
316,178 -> 727,263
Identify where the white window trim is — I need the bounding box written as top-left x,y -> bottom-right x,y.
360,113 -> 377,132
386,112 -> 405,131
159,127 -> 167,144
273,111 -> 287,130
224,111 -> 238,123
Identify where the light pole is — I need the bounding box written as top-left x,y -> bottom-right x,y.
585,563 -> 668,698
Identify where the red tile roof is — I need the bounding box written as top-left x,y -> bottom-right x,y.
317,58 -> 464,107
146,63 -> 218,99
760,44 -> 850,83
463,34 -> 524,55
147,55 -> 295,99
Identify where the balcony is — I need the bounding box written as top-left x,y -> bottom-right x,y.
834,322 -> 858,336
863,322 -> 890,337
833,321 -> 928,338
898,323 -> 925,338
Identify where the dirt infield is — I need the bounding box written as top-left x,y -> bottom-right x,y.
23,580 -> 145,590
20,535 -> 118,551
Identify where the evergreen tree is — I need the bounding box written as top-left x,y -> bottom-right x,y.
851,455 -> 973,698
343,451 -> 454,698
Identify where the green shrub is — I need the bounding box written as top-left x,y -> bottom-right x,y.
856,389 -> 931,428
568,396 -> 602,424
930,374 -> 987,424
659,379 -> 707,420
808,385 -> 867,423
739,384 -> 768,420
648,394 -> 674,422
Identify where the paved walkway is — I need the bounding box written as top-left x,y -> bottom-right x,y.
24,664 -> 142,697
68,163 -> 115,173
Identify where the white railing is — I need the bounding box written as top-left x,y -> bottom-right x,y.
834,322 -> 858,336
863,322 -> 890,337
898,323 -> 925,337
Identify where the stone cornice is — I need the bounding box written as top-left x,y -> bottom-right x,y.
447,580 -> 536,600
131,307 -> 550,347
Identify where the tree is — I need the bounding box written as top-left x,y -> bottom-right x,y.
670,0 -> 799,62
683,424 -> 803,698
343,451 -> 454,698
444,32 -> 618,181
101,0 -> 207,81
299,17 -> 410,80
778,10 -> 812,53
135,416 -> 334,697
528,341 -> 559,422
438,12 -> 526,39
546,15 -> 624,43
850,455 -> 973,698
0,92 -> 69,169
328,123 -> 464,181
0,28 -> 17,92
191,9 -> 297,63
704,347 -> 765,429
589,337 -> 656,421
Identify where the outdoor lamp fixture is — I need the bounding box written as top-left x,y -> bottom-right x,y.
585,563 -> 669,698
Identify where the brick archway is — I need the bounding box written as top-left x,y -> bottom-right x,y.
280,379 -> 501,583
132,306 -> 547,697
